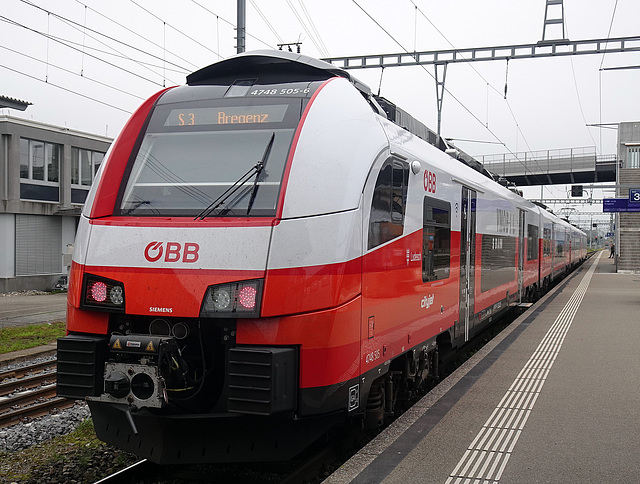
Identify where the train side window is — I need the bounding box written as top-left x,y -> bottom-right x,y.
556,237 -> 564,256
543,225 -> 552,256
423,197 -> 450,282
368,159 -> 408,250
527,224 -> 539,261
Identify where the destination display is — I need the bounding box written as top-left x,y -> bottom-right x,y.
603,197 -> 640,212
165,105 -> 289,127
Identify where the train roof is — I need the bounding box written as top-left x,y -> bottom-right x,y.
187,51 -> 493,178
187,49 -> 372,96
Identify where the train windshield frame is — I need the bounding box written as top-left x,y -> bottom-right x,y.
117,97 -> 302,217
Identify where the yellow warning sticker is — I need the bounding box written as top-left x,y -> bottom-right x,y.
112,338 -> 122,350
145,340 -> 155,352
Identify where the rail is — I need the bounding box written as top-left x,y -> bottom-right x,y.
0,359 -> 72,429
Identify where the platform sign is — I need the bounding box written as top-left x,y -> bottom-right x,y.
603,198 -> 640,212
629,189 -> 640,204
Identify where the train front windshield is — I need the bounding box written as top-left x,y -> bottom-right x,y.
118,98 -> 301,217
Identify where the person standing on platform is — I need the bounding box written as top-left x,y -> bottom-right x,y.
609,243 -> 615,258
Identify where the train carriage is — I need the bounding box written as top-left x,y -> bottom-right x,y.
57,50 -> 586,464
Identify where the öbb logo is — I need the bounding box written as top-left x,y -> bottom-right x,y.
144,242 -> 200,263
424,170 -> 436,193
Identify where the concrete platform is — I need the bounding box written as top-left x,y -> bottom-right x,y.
326,251 -> 640,484
0,292 -> 65,366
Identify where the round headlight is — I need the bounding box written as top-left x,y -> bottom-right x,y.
212,287 -> 231,310
90,281 -> 108,302
110,285 -> 124,305
238,286 -> 257,309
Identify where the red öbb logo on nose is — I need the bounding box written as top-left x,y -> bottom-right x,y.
144,242 -> 199,263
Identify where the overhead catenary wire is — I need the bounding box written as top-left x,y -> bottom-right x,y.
249,0 -> 284,44
599,0 -> 620,70
129,0 -> 222,60
2,0 -> 275,119
73,0 -> 199,71
45,12 -> 50,82
285,0 -> 329,57
0,44 -> 146,101
598,0 -> 620,155
0,63 -> 133,114
563,21 -> 599,151
55,12 -> 183,86
28,33 -> 189,74
20,0 -> 192,74
80,5 -> 86,76
6,3 -> 185,88
297,0 -> 330,56
0,15 -> 167,88
351,0 -> 546,186
408,0 -> 535,156
408,0 -> 582,189
189,0 -> 274,52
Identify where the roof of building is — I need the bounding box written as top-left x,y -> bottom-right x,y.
0,95 -> 32,111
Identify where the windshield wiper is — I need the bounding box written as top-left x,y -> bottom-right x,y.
122,198 -> 159,216
195,132 -> 276,220
246,132 -> 275,215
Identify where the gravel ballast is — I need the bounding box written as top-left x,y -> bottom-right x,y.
0,356 -> 138,483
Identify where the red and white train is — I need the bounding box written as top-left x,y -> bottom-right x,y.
57,50 -> 586,464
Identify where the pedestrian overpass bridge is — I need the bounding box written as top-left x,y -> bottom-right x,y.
478,147 -> 617,186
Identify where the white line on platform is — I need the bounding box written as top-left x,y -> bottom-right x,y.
445,252 -> 602,484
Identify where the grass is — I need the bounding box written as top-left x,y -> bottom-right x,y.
0,420 -> 98,482
0,418 -> 137,483
0,321 -> 66,354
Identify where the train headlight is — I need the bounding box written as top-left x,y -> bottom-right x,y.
212,286 -> 232,311
82,274 -> 126,312
201,279 -> 263,318
90,281 -> 108,302
109,285 -> 124,305
238,285 -> 257,309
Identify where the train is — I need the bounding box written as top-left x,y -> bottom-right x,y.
56,50 -> 586,464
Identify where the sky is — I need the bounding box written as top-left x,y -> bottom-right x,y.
1,0 -> 639,232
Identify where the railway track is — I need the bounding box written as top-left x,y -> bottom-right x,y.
0,358 -> 74,429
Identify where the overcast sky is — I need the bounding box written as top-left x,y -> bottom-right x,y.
2,0 -> 639,228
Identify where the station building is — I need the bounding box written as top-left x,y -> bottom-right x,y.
615,121 -> 640,273
0,115 -> 112,293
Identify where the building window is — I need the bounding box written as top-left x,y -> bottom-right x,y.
423,196 -> 450,282
19,138 -> 60,183
71,147 -> 105,186
627,147 -> 640,169
368,158 -> 408,250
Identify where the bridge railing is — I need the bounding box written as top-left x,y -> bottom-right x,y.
481,147 -> 601,177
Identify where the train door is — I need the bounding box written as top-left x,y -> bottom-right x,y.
458,187 -> 476,342
550,223 -> 555,279
518,209 -> 525,302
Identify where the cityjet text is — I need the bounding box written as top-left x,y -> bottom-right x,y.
421,294 -> 435,309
